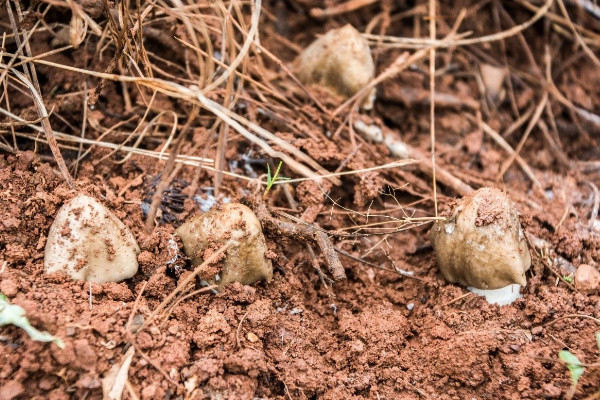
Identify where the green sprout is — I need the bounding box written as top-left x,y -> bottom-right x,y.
559,350 -> 585,388
0,293 -> 64,348
263,161 -> 290,199
558,332 -> 600,399
563,276 -> 574,283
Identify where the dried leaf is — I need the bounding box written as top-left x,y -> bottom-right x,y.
102,346 -> 135,400
69,14 -> 87,48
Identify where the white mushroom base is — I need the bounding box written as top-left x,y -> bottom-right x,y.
467,284 -> 523,306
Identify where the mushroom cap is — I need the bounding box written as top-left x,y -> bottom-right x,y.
430,188 -> 531,289
175,203 -> 273,288
295,24 -> 375,108
44,194 -> 140,283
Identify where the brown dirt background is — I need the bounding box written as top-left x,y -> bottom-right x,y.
1,0 -> 600,399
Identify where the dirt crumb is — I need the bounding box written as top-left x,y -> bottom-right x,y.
0,278 -> 19,298
473,189 -> 507,227
0,380 -> 25,400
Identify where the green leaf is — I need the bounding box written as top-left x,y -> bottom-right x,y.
563,276 -> 573,283
263,161 -> 291,199
559,350 -> 585,387
273,161 -> 283,181
0,296 -> 64,349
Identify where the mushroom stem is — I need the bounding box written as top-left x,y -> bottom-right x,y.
467,284 -> 523,306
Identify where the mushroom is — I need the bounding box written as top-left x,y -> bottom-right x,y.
430,187 -> 531,305
175,203 -> 273,288
295,24 -> 375,109
44,194 -> 140,283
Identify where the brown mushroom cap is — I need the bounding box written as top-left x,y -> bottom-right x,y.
176,203 -> 273,288
430,188 -> 531,290
295,24 -> 375,108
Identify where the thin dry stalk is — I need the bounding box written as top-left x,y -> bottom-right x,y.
398,141 -> 475,196
159,285 -> 217,329
138,243 -> 231,333
491,0 -> 520,118
537,119 -> 570,168
363,0 -> 553,48
555,0 -> 600,66
310,0 -> 379,18
428,0 -> 438,217
516,0 -> 600,46
6,0 -> 42,94
0,109 -> 213,167
476,117 -> 545,196
496,91 -> 548,180
211,0 -> 248,195
201,0 -> 261,93
503,105 -> 535,138
72,82 -> 88,177
1,62 -> 76,188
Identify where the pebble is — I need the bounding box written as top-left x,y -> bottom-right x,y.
141,384 -> 157,399
531,326 -> 543,335
542,383 -> 561,398
575,264 -> 600,293
0,278 -> 18,298
74,339 -> 97,371
0,380 -> 25,400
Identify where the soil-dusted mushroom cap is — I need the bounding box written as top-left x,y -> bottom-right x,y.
430,187 -> 531,290
44,194 -> 140,283
175,203 -> 273,288
295,24 -> 375,108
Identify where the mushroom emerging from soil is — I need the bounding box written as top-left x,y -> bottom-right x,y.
295,24 -> 375,109
430,188 -> 531,305
175,203 -> 273,288
44,194 -> 140,283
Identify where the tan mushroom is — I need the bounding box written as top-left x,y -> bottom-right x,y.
430,188 -> 531,302
176,203 -> 273,288
44,194 -> 140,283
295,24 -> 375,109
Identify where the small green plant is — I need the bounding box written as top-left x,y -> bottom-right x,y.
563,276 -> 574,283
559,350 -> 584,392
559,332 -> 600,399
0,293 -> 64,348
263,161 -> 290,199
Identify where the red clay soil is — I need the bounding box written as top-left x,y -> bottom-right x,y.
2,1 -> 600,399
1,151 -> 600,400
